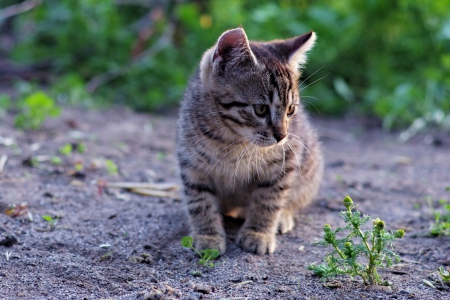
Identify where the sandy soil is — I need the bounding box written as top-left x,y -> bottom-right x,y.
0,107 -> 449,300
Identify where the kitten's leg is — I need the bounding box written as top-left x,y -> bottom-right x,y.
278,209 -> 295,234
182,173 -> 226,254
236,185 -> 288,254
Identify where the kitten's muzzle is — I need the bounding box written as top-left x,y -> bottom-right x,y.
273,129 -> 287,142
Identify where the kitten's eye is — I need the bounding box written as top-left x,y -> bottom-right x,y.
254,105 -> 269,117
287,104 -> 297,117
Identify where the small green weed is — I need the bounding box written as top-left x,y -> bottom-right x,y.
51,156 -> 62,165
105,159 -> 118,175
14,91 -> 61,130
181,236 -> 220,268
59,143 -> 73,155
100,251 -> 114,261
438,266 -> 450,284
428,195 -> 450,237
77,143 -> 86,153
74,162 -> 84,171
42,215 -> 58,227
308,196 -> 405,285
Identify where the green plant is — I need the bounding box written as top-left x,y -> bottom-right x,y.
42,215 -> 58,226
181,236 -> 220,267
14,91 -> 61,130
51,156 -> 62,165
438,266 -> 450,284
59,143 -> 73,155
104,159 -> 118,175
76,143 -> 86,153
428,197 -> 450,237
100,251 -> 114,261
308,196 -> 405,285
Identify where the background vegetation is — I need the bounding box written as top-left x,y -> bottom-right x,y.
1,0 -> 449,129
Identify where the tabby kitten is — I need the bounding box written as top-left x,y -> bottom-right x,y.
177,28 -> 323,255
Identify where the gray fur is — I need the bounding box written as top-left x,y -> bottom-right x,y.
177,28 -> 323,255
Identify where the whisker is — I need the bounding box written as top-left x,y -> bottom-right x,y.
288,134 -> 315,163
232,137 -> 256,190
204,135 -> 252,175
301,99 -> 321,114
247,143 -> 258,184
286,139 -> 301,175
299,63 -> 328,87
300,72 -> 329,91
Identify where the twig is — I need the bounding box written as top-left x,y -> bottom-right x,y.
86,21 -> 175,92
231,280 -> 253,287
129,188 -> 179,199
105,181 -> 178,191
0,155 -> 7,172
0,0 -> 42,20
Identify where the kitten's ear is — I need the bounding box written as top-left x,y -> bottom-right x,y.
212,28 -> 258,73
278,31 -> 317,68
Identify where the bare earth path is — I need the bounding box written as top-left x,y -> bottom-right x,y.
0,107 -> 449,299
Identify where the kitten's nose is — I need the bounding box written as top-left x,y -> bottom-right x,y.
273,131 -> 287,142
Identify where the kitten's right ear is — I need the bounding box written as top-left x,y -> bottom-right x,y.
212,28 -> 258,73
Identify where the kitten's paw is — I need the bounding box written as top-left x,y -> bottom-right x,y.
194,235 -> 226,255
278,210 -> 295,234
236,229 -> 276,255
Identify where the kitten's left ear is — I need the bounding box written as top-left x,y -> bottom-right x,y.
277,31 -> 317,68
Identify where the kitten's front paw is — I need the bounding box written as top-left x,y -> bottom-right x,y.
194,235 -> 226,255
236,229 -> 276,255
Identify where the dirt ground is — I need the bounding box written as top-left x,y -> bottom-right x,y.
0,107 -> 449,300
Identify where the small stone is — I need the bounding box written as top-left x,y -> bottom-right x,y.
128,256 -> 144,263
195,284 -> 211,294
186,281 -> 196,289
366,285 -> 392,293
399,289 -> 411,295
144,256 -> 153,264
188,292 -> 203,300
276,286 -> 288,293
151,278 -> 158,283
144,289 -> 164,300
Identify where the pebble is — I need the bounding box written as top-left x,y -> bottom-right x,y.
195,284 -> 211,294
144,289 -> 164,300
398,289 -> 411,295
188,292 -> 203,300
366,285 -> 392,293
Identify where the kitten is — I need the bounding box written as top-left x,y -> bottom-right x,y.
177,27 -> 323,255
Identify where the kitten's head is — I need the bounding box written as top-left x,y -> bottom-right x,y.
200,27 -> 316,147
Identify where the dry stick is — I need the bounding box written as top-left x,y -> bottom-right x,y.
129,188 -> 179,199
0,0 -> 42,20
86,21 -> 175,92
105,181 -> 178,191
0,155 -> 7,173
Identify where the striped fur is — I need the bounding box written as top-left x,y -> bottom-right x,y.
177,28 -> 323,255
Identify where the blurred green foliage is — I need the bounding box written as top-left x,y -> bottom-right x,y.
1,0 -> 449,128
14,91 -> 61,129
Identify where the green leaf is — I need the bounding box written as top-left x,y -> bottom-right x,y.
181,236 -> 193,248
104,159 -> 118,175
77,143 -> 86,153
202,248 -> 220,260
51,156 -> 62,165
59,143 -> 73,155
42,215 -> 53,222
